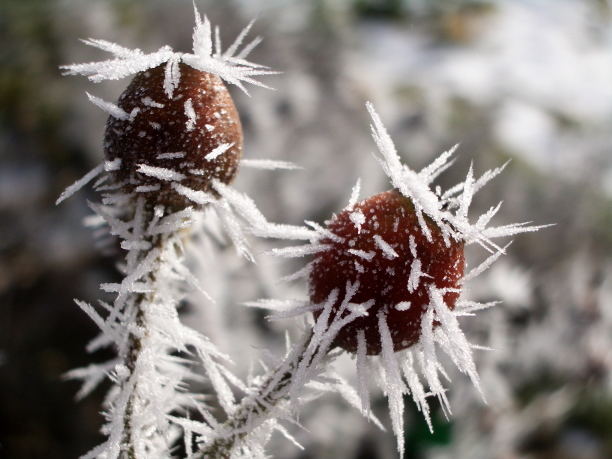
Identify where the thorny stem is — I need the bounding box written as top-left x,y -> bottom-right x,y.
123,304 -> 143,459
197,331 -> 316,458
121,217 -> 165,459
123,292 -> 147,459
197,292 -> 371,457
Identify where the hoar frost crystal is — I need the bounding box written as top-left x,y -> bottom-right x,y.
240,102 -> 548,457
58,4 -> 548,459
57,5 -> 283,458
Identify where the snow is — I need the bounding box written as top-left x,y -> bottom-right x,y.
62,45 -> 174,83
429,286 -> 484,400
366,102 -> 447,241
305,220 -> 342,243
455,300 -> 500,315
215,199 -> 254,261
213,180 -> 316,241
280,262 -> 313,283
321,373 -> 384,430
242,298 -> 310,312
419,306 -> 451,417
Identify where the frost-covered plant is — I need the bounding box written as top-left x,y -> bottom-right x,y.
213,103 -> 547,457
58,4 -> 546,458
57,6 -> 283,458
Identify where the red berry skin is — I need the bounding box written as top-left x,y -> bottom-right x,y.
104,63 -> 243,210
309,190 -> 464,355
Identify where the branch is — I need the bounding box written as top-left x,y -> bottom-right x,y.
196,330 -> 317,458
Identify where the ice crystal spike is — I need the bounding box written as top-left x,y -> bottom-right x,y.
245,102 -> 548,457
309,190 -> 465,355
104,63 -> 243,210
61,3 -> 276,93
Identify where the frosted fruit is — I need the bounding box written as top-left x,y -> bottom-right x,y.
309,190 -> 465,355
104,63 -> 243,210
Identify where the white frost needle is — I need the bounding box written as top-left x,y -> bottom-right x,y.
56,163 -> 104,205
345,178 -> 362,210
230,102 -> 549,457
204,143 -> 233,160
56,8 -> 550,453
137,164 -> 186,182
62,3 -> 277,93
86,92 -> 133,120
241,159 -> 302,170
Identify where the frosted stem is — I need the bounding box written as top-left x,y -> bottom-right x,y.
122,233 -> 164,459
76,195 -> 203,459
104,201 -> 171,458
196,330 -> 317,458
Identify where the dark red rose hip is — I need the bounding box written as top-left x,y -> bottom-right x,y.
104,63 -> 243,210
309,190 -> 465,355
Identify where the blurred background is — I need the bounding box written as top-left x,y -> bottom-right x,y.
1,0 -> 612,457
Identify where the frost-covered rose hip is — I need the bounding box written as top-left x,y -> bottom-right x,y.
104,63 -> 243,210
310,190 -> 465,355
